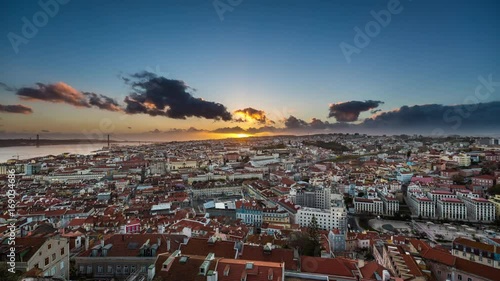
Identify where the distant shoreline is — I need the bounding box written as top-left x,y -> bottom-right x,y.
0,139 -> 141,148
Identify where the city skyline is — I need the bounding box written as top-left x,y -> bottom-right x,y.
1,0 -> 499,141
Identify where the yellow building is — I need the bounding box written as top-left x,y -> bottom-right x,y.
489,194 -> 500,219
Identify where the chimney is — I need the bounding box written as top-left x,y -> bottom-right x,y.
358,259 -> 365,268
157,237 -> 161,247
101,239 -> 104,247
167,239 -> 171,251
85,236 -> 89,251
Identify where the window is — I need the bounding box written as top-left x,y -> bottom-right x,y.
79,265 -> 84,273
45,257 -> 50,266
52,253 -> 56,261
116,265 -> 121,274
458,274 -> 462,280
107,265 -> 113,273
60,261 -> 64,270
87,265 -> 92,274
97,265 -> 103,273
61,247 -> 65,255
48,243 -> 51,249
467,278 -> 472,281
447,273 -> 452,279
124,266 -> 129,274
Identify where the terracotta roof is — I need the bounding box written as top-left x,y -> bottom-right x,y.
216,258 -> 284,281
300,256 -> 356,277
240,245 -> 297,271
180,237 -> 238,259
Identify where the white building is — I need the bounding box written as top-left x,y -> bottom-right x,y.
462,197 -> 496,222
407,192 -> 435,218
296,206 -> 346,231
436,198 -> 466,221
427,190 -> 456,203
353,198 -> 383,215
453,153 -> 471,167
381,194 -> 400,216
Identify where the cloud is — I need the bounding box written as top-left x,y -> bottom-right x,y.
0,82 -> 16,92
361,102 -> 500,133
211,126 -> 247,134
16,82 -> 121,112
370,109 -> 382,114
284,115 -> 309,129
84,92 -> 122,112
41,129 -> 50,133
0,104 -> 33,114
122,71 -> 232,121
329,100 -> 384,122
234,107 -> 274,124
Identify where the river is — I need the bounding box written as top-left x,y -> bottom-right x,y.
0,142 -> 136,162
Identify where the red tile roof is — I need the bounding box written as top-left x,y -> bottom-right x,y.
180,237 -> 238,259
240,245 -> 297,271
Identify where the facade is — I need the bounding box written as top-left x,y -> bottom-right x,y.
436,198 -> 466,221
452,238 -> 500,269
489,194 -> 500,218
453,154 -> 471,167
235,200 -> 263,227
296,206 -> 346,231
190,185 -> 243,199
328,229 -> 346,253
75,234 -> 176,281
462,197 -> 496,222
353,198 -> 383,215
380,194 -> 399,216
407,192 -> 435,218
471,175 -> 495,188
294,185 -> 331,209
427,190 -> 456,203
0,236 -> 70,280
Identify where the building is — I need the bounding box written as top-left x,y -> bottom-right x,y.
407,192 -> 435,218
0,236 -> 69,280
488,194 -> 500,218
296,206 -> 346,231
293,185 -> 331,209
436,198 -> 466,221
452,238 -> 500,269
471,175 -> 495,188
380,194 -> 399,216
328,228 -> 346,253
235,200 -> 263,227
427,190 -> 456,203
453,154 -> 471,167
353,197 -> 383,215
75,234 -> 181,280
462,197 -> 496,222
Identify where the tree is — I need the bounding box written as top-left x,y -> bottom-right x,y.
0,263 -> 23,281
452,174 -> 465,185
488,184 -> 500,196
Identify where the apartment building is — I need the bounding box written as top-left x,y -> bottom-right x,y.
380,194 -> 399,216
293,185 -> 331,209
471,175 -> 495,188
489,194 -> 500,218
235,200 -> 263,227
0,236 -> 70,280
427,190 -> 456,203
296,206 -> 347,231
353,197 -> 383,215
462,197 -> 496,222
452,238 -> 500,268
75,234 -> 178,280
407,192 -> 435,218
436,198 -> 466,221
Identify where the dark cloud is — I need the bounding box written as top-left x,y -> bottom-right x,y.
41,129 -> 50,133
0,104 -> 33,114
123,71 -> 232,121
16,82 -> 121,112
370,109 -> 382,114
329,100 -> 384,122
150,129 -> 161,133
84,92 -> 122,112
284,116 -> 309,129
361,102 -> 500,133
234,107 -> 274,124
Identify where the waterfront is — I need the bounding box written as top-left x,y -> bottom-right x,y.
0,142 -> 134,162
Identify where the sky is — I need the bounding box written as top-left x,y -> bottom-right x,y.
1,0 -> 499,141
